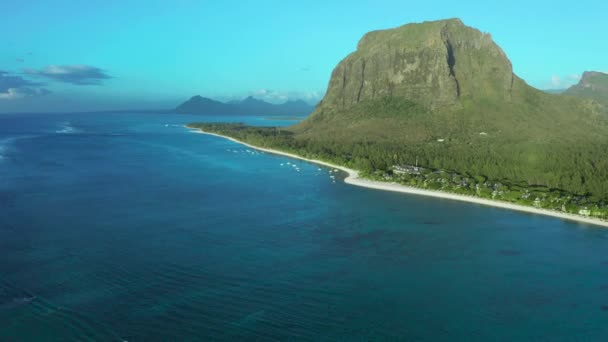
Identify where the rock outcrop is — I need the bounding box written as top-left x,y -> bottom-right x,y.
565,71 -> 608,105
316,18 -> 516,113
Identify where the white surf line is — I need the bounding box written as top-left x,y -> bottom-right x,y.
188,126 -> 608,228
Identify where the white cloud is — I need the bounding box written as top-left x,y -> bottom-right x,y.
251,89 -> 269,96
247,89 -> 323,104
24,64 -> 111,85
546,74 -> 581,90
0,88 -> 22,100
550,75 -> 561,88
568,74 -> 581,80
0,71 -> 50,100
0,87 -> 50,100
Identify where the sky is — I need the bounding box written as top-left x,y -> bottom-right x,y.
1,0 -> 606,112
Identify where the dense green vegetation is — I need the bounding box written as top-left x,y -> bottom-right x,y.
288,19 -> 608,200
187,19 -> 608,221
187,122 -> 608,219
292,96 -> 608,196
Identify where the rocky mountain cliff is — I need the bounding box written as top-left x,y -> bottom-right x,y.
294,18 -> 603,142
314,18 -> 517,114
565,71 -> 608,105
191,18 -> 608,197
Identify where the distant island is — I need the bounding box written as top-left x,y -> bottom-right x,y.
174,95 -> 315,116
188,18 -> 608,224
3,96 -> 315,116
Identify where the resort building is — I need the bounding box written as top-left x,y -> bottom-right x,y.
393,165 -> 425,175
578,208 -> 591,216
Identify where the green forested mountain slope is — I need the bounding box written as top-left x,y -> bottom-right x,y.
191,18 -> 608,199
288,19 -> 608,196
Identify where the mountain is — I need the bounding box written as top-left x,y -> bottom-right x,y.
293,18 -> 605,142
564,71 -> 608,105
175,95 -> 314,116
175,96 -> 229,114
308,18 -> 514,112
192,18 -> 608,198
287,18 -> 608,197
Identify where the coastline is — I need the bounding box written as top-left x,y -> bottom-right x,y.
188,126 -> 608,228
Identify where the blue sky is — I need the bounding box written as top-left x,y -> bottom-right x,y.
1,0 -> 606,112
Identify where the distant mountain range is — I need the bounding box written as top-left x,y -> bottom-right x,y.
174,95 -> 315,116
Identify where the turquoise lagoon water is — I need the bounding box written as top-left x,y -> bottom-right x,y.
0,112 -> 607,341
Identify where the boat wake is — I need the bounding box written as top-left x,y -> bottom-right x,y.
0,279 -> 122,340
0,135 -> 37,162
56,121 -> 81,134
0,296 -> 37,310
0,137 -> 15,161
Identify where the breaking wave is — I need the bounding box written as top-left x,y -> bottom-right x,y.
56,121 -> 81,134
0,137 -> 14,161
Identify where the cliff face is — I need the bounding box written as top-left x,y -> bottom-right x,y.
577,71 -> 608,89
292,18 -> 605,146
266,18 -> 608,198
565,71 -> 608,105
316,19 -> 516,113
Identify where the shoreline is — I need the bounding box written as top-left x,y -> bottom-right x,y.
188,126 -> 608,228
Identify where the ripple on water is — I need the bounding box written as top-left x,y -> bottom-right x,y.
0,138 -> 13,161
0,190 -> 17,208
0,280 -> 122,340
0,135 -> 40,162
498,249 -> 521,256
55,121 -> 81,134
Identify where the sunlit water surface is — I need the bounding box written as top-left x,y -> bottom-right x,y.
1,112 -> 607,341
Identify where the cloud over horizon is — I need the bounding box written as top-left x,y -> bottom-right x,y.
0,70 -> 50,100
547,74 -> 581,90
248,88 -> 323,104
24,65 -> 111,85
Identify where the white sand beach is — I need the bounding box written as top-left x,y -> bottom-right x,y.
189,127 -> 608,228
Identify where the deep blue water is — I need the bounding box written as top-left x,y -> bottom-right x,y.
1,112 -> 608,341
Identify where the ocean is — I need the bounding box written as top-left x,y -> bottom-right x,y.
1,112 -> 607,340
